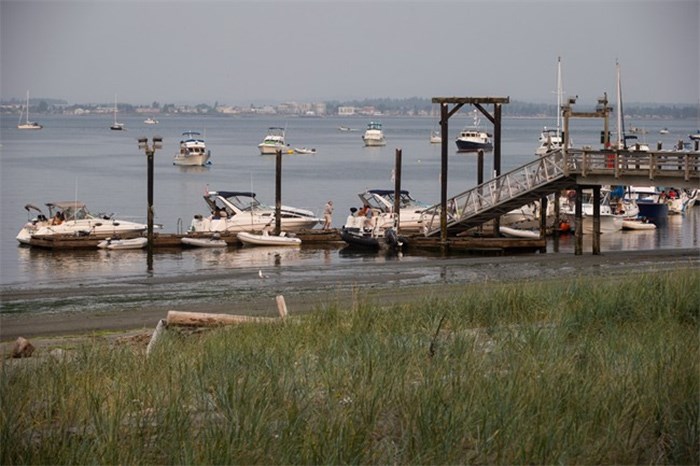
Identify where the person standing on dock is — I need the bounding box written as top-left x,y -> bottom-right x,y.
323,200 -> 334,229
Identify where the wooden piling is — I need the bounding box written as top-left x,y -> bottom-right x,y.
275,149 -> 282,235
394,148 -> 402,233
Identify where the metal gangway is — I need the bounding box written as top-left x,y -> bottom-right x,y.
421,148 -> 700,237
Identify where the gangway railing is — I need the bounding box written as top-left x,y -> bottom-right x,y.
421,148 -> 699,237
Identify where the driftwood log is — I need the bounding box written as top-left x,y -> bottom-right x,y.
165,311 -> 277,327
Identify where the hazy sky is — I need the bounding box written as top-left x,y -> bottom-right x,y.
1,0 -> 698,106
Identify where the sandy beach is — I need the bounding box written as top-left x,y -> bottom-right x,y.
2,248 -> 697,352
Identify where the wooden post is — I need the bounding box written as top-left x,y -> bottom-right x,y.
440,103 -> 448,244
592,186 -> 601,255
493,104 -> 502,236
553,190 -> 561,252
275,149 -> 282,235
276,295 -> 288,319
477,149 -> 484,185
146,148 -> 154,272
394,148 -> 402,233
575,185 -> 583,256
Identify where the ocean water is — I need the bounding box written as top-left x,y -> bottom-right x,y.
1,113 -> 698,288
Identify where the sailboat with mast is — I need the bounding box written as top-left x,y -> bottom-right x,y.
535,57 -> 569,155
615,60 -> 648,151
110,94 -> 125,131
17,90 -> 43,130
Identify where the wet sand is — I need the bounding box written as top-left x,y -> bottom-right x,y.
1,248 -> 698,349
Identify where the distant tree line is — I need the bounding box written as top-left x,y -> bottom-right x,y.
1,97 -> 697,119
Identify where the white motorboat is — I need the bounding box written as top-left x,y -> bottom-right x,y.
293,147 -> 316,155
258,127 -> 287,155
97,237 -> 148,250
144,116 -> 159,125
362,121 -> 386,146
429,129 -> 441,144
455,110 -> 491,152
561,189 -> 623,234
689,131 -> 700,141
356,189 -> 428,233
173,131 -> 211,166
17,91 -> 42,130
110,94 -> 125,131
659,128 -> 669,135
17,201 -> 149,245
237,230 -> 301,247
189,190 -> 321,234
181,234 -> 228,248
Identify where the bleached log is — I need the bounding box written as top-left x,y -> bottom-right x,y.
276,295 -> 288,319
166,311 -> 277,328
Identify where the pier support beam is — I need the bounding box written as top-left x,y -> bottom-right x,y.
394,149 -> 402,233
275,149 -> 282,235
592,186 -> 601,255
575,185 -> 583,256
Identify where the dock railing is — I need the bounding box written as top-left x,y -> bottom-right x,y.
421,148 -> 700,237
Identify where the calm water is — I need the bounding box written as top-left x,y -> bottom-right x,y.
1,113 -> 698,289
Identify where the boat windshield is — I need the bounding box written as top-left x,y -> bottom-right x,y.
47,202 -> 91,220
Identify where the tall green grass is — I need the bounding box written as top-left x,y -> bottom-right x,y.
2,269 -> 698,464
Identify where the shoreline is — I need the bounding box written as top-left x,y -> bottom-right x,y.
2,248 -> 698,349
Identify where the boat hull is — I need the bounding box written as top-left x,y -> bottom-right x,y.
636,201 -> 669,220
455,139 -> 492,152
173,153 -> 211,166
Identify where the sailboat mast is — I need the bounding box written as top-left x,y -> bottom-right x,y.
616,61 -> 625,149
556,56 -> 562,135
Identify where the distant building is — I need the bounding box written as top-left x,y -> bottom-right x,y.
338,106 -> 355,116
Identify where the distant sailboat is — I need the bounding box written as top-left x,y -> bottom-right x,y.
17,90 -> 42,130
110,95 -> 125,131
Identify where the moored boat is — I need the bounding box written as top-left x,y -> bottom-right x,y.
499,226 -> 541,239
189,190 -> 320,234
258,127 -> 287,155
621,218 -> 656,230
237,230 -> 301,247
357,189 -> 428,233
17,91 -> 42,130
293,147 -> 316,154
110,95 -> 125,131
455,110 -> 492,152
181,234 -> 228,248
97,237 -> 148,250
144,116 -> 159,125
362,121 -> 386,146
173,131 -> 211,166
17,201 -> 149,245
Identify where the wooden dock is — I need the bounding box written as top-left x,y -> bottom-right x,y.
24,228 -> 543,254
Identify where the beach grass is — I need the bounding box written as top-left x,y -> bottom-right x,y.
1,268 -> 698,464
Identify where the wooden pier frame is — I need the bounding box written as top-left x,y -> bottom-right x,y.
432,97 -> 510,243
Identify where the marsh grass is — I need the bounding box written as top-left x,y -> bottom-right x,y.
1,269 -> 698,464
